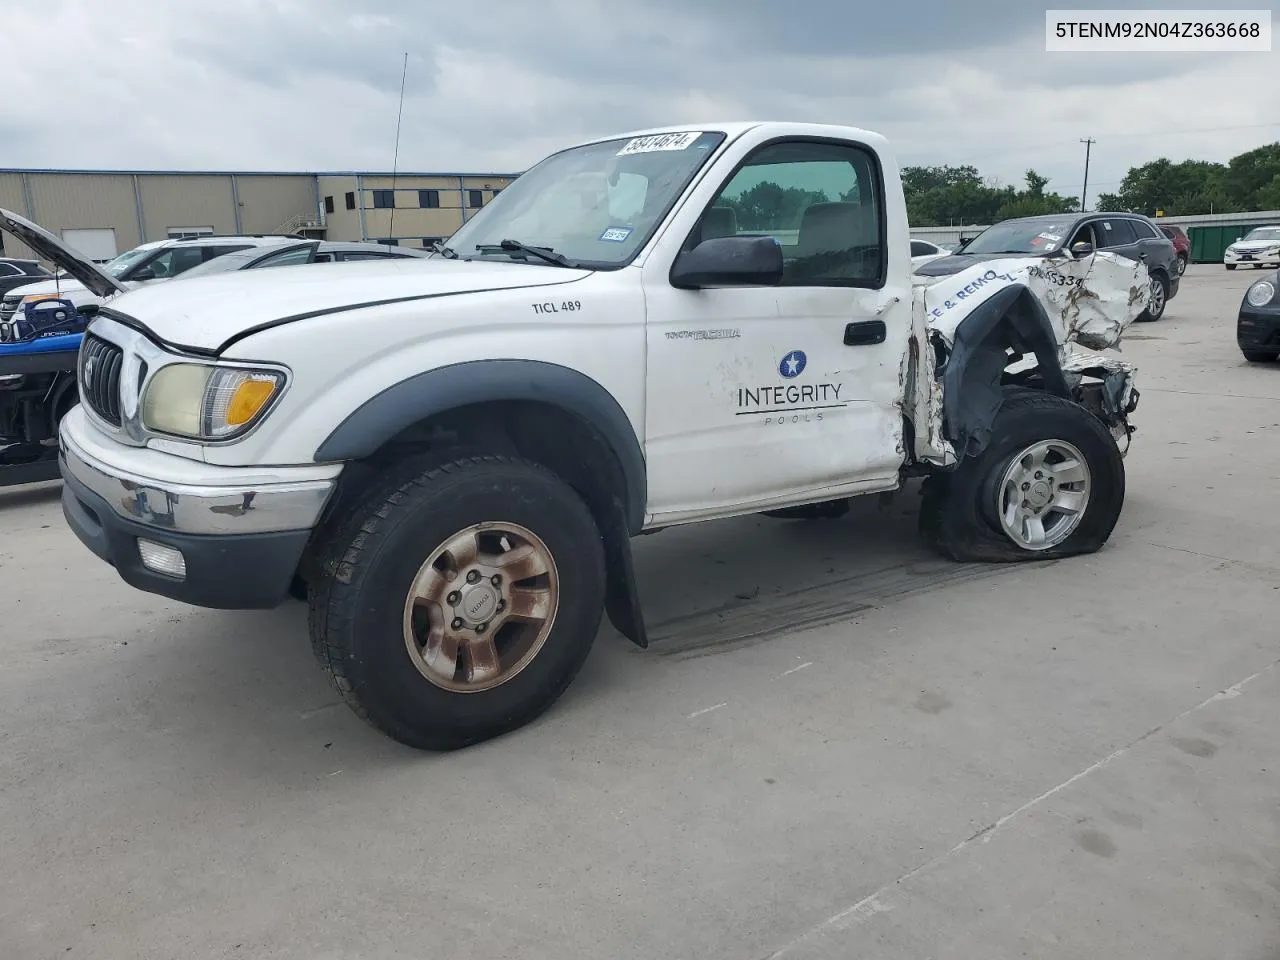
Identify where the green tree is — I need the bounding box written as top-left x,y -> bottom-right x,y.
1222,143 -> 1280,208
718,181 -> 826,230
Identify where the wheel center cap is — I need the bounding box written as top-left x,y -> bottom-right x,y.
1028,480 -> 1053,510
460,583 -> 498,624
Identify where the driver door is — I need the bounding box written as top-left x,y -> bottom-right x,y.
641,137 -> 913,524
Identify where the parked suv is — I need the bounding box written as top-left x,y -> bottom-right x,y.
0,234 -> 297,337
1160,225 -> 1189,275
921,212 -> 1180,321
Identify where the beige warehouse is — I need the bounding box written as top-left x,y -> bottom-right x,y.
0,168 -> 519,264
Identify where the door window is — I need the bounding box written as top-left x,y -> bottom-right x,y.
1096,219 -> 1137,248
250,246 -> 316,268
697,140 -> 884,285
910,240 -> 936,257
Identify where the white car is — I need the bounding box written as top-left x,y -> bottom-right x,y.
31,120 -> 1149,751
0,234 -> 299,337
1224,226 -> 1280,270
910,238 -> 951,269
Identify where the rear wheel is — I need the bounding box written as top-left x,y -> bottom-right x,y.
308,454 -> 606,750
1242,348 -> 1279,363
1176,253 -> 1187,275
1137,272 -> 1168,321
920,390 -> 1125,563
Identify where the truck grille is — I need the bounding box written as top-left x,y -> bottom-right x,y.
80,333 -> 124,426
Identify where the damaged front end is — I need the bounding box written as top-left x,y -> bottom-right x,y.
907,250 -> 1147,468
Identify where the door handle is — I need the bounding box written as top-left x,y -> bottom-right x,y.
844,320 -> 886,346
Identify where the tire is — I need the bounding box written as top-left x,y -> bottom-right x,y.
308,454 -> 606,750
919,389 -> 1125,563
1242,348 -> 1279,363
1137,271 -> 1169,321
1176,254 -> 1187,276
1226,264 -> 1237,271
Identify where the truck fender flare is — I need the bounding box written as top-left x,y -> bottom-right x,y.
940,283 -> 1069,459
313,359 -> 648,534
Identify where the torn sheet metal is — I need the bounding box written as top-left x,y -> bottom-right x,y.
1061,350 -> 1138,418
906,252 -> 1148,468
917,251 -> 1149,350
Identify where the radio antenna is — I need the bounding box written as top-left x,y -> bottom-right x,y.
388,51 -> 408,242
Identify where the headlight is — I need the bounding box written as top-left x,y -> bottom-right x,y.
141,363 -> 285,440
1246,280 -> 1276,308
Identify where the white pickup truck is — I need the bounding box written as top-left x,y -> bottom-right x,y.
36,122 -> 1147,750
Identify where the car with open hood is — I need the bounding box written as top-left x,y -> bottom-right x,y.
0,231 -> 302,339
48,121 -> 1149,752
917,211 -> 1179,321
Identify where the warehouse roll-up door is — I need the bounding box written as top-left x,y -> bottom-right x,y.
61,228 -> 118,263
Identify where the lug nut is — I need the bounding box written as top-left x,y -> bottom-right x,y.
451,617 -> 464,630
497,599 -> 506,612
447,591 -> 460,606
1034,471 -> 1043,480
1021,482 -> 1030,491
466,570 -> 481,584
476,622 -> 488,634
491,574 -> 501,586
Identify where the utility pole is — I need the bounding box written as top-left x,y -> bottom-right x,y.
1080,138 -> 1095,212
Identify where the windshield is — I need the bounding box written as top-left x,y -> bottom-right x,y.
179,247 -> 279,277
1242,227 -> 1280,242
963,220 -> 1073,255
102,246 -> 158,278
445,130 -> 728,268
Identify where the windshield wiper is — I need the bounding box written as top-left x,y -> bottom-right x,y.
476,239 -> 575,267
430,242 -> 460,259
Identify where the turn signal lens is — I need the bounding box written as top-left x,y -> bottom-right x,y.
220,374 -> 280,427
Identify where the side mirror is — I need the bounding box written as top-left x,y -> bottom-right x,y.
131,267 -> 156,281
670,236 -> 783,289
1069,241 -> 1094,257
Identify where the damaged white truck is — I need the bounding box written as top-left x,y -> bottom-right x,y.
37,122 -> 1147,750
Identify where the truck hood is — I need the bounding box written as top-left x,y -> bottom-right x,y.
917,251 -> 1149,351
0,208 -> 126,298
98,257 -> 594,354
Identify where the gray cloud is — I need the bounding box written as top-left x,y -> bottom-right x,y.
5,0 -> 1278,207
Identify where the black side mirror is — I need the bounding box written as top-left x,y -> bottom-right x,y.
1069,241 -> 1094,257
131,267 -> 156,281
670,236 -> 784,289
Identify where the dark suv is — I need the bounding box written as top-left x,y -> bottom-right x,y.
917,212 -> 1181,321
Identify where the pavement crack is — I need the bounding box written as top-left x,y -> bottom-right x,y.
760,656 -> 1280,959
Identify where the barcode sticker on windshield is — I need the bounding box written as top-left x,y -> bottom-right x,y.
617,132 -> 703,155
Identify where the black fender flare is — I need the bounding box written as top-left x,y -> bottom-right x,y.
313,359 -> 648,535
940,283 -> 1069,459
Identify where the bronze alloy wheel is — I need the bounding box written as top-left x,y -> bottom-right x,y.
402,522 -> 560,693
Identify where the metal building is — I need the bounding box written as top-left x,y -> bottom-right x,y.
0,168 -> 519,263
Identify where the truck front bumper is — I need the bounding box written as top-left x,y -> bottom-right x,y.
58,407 -> 338,610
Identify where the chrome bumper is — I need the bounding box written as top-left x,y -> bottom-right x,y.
58,417 -> 336,537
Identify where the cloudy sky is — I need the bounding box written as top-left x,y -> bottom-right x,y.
5,0 -> 1278,205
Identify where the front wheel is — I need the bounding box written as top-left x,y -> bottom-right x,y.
308,455 -> 606,750
919,390 -> 1125,563
1226,264 -> 1237,271
1242,348 -> 1279,363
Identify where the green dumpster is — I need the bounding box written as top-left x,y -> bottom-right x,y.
1188,223 -> 1254,263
